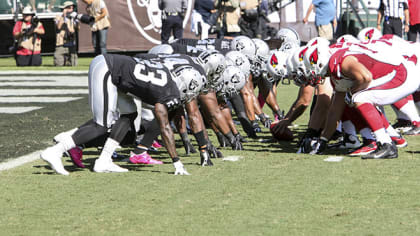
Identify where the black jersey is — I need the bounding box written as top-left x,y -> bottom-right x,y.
104,54 -> 181,109
135,53 -> 206,77
172,38 -> 232,55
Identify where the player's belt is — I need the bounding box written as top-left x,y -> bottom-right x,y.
166,12 -> 178,16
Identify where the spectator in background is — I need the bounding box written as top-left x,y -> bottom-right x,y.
12,6 -> 44,66
29,0 -> 57,12
215,0 -> 241,39
238,0 -> 261,38
82,0 -> 110,55
192,0 -> 215,39
303,0 -> 336,40
376,0 -> 409,37
159,0 -> 187,44
54,1 -> 79,66
407,0 -> 419,42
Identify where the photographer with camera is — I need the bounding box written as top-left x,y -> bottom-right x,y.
214,0 -> 241,39
82,0 -> 110,55
12,6 -> 45,66
54,1 -> 80,66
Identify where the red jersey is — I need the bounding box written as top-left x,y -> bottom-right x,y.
12,21 -> 44,55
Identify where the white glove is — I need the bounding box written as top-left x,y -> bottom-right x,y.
173,161 -> 190,175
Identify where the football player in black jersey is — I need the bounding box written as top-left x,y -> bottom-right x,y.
139,51 -> 244,150
40,54 -> 206,175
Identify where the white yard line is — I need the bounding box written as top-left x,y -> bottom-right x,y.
0,150 -> 42,172
0,97 -> 83,103
0,106 -> 42,113
0,89 -> 88,96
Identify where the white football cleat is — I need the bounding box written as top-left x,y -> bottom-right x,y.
93,159 -> 128,173
40,147 -> 69,176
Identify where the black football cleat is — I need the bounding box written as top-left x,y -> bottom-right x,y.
361,142 -> 398,159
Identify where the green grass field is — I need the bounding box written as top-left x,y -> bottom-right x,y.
1,61 -> 420,235
0,56 -> 90,71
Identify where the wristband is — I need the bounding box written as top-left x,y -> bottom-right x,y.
193,130 -> 207,147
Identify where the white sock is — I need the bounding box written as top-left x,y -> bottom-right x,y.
336,121 -> 342,132
392,106 -> 410,121
342,120 -> 357,136
98,138 -> 119,162
398,101 -> 420,122
386,125 -> 400,138
373,128 -> 392,144
360,128 -> 374,140
54,127 -> 78,143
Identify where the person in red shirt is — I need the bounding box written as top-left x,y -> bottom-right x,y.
12,6 -> 45,66
408,0 -> 420,42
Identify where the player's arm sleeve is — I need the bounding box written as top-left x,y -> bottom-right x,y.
154,102 -> 179,160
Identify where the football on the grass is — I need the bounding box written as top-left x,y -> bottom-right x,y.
270,121 -> 294,141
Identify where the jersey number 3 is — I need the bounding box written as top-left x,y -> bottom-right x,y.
134,64 -> 168,87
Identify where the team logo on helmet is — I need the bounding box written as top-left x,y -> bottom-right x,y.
189,79 -> 199,90
236,41 -> 245,51
270,54 -> 278,68
235,57 -> 244,66
309,48 -> 319,65
365,29 -> 374,40
231,74 -> 240,83
127,0 -> 193,44
298,47 -> 308,62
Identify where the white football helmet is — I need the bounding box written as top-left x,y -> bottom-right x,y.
306,37 -> 330,47
303,44 -> 331,85
225,50 -> 251,78
336,34 -> 359,44
196,50 -> 226,88
279,40 -> 300,53
148,44 -> 174,54
275,27 -> 301,46
287,47 -> 309,86
251,38 -> 270,75
171,65 -> 205,103
266,50 -> 288,80
357,27 -> 382,43
220,65 -> 246,96
230,35 -> 256,61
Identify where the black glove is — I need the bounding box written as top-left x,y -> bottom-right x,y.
199,147 -> 213,166
297,128 -> 321,147
251,120 -> 262,133
182,139 -> 197,155
274,110 -> 285,120
228,133 -> 243,150
216,132 -> 229,147
309,137 -> 328,154
258,113 -> 272,128
345,91 -> 354,107
207,140 -> 223,158
235,133 -> 248,143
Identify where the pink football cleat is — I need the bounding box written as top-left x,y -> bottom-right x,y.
152,140 -> 163,149
68,147 -> 85,168
129,152 -> 163,165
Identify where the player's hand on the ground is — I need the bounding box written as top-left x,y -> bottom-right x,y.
309,137 -> 328,155
298,137 -> 316,154
229,136 -> 244,150
207,141 -> 223,158
173,161 -> 190,175
258,114 -> 272,128
252,121 -> 262,133
199,148 -> 214,166
182,139 -> 197,155
235,133 -> 248,143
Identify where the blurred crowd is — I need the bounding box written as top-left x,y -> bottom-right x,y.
8,0 -> 420,66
